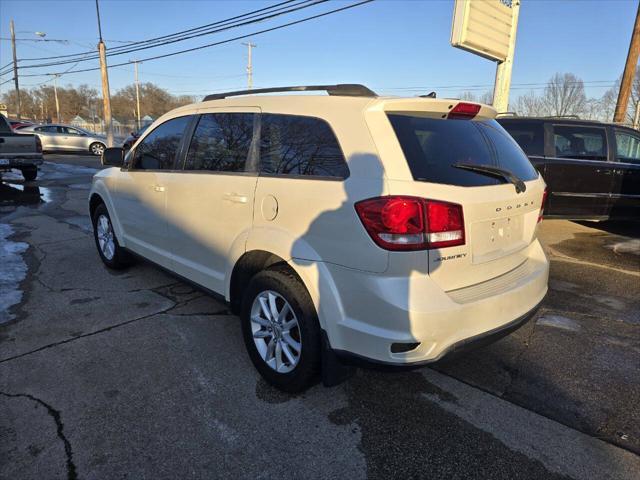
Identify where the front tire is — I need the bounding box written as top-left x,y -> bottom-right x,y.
90,142 -> 105,156
21,167 -> 37,181
91,203 -> 131,269
241,267 -> 321,393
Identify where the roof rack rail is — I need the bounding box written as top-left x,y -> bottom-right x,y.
496,112 -> 519,117
543,115 -> 581,119
203,84 -> 377,101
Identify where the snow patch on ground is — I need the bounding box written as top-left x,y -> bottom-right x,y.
536,314 -> 581,332
0,223 -> 29,324
605,239 -> 640,256
40,162 -> 99,179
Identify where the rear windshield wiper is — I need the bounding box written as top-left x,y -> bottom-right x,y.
452,163 -> 527,193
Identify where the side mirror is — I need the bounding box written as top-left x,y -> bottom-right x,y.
101,147 -> 124,167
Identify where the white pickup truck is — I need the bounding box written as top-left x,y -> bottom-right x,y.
0,114 -> 43,181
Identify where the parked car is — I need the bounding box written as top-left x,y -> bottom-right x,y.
18,123 -> 107,156
122,124 -> 150,150
0,113 -> 43,181
497,117 -> 640,221
89,84 -> 549,392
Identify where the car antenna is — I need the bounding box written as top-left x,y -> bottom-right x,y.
419,92 -> 437,98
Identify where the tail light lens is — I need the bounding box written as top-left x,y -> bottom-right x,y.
35,135 -> 42,153
355,196 -> 465,251
448,102 -> 481,120
538,189 -> 548,223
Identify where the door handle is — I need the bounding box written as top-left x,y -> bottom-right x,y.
153,185 -> 165,192
223,192 -> 248,204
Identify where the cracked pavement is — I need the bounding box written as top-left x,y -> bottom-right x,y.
1,155 -> 639,479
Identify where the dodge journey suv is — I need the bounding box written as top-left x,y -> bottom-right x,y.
89,84 -> 549,392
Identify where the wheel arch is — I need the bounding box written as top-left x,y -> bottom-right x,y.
88,182 -> 125,245
89,192 -> 104,218
228,250 -> 290,315
227,248 -> 344,339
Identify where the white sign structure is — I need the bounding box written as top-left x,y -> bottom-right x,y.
451,0 -> 516,62
451,0 -> 520,113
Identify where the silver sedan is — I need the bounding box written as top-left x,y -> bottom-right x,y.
18,124 -> 107,156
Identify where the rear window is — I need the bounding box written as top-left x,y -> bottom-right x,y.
498,120 -> 545,157
387,115 -> 538,187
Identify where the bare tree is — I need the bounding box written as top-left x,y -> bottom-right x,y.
512,90 -> 546,116
458,90 -> 493,105
541,72 -> 587,117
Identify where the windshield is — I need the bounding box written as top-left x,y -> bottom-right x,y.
387,115 -> 539,187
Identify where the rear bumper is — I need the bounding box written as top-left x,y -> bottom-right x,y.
332,300 -> 542,368
320,240 -> 549,365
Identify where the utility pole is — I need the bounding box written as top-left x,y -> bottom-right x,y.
492,0 -> 520,113
614,2 -> 640,124
10,19 -> 21,120
133,60 -> 141,130
242,42 -> 256,89
52,74 -> 60,122
95,0 -> 114,146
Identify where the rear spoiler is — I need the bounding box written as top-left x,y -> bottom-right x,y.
373,98 -> 497,120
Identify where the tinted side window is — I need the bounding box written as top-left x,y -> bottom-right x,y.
499,121 -> 544,156
36,126 -> 57,133
259,114 -> 348,178
615,130 -> 640,164
0,115 -> 11,133
553,125 -> 607,161
133,116 -> 191,170
185,113 -> 255,172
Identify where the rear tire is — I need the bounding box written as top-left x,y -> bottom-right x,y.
90,142 -> 105,156
241,266 -> 321,393
21,167 -> 37,181
91,203 -> 132,269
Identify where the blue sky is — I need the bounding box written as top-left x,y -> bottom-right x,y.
0,0 -> 636,101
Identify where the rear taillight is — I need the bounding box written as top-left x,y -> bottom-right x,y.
538,189 -> 547,223
355,196 -> 465,251
447,102 -> 481,120
35,135 -> 42,153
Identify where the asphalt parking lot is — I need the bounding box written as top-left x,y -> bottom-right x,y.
1,155 -> 639,480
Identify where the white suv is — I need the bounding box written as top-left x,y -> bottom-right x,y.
90,84 -> 549,392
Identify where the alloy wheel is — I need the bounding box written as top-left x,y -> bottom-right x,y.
96,214 -> 115,260
250,290 -> 302,373
91,143 -> 105,156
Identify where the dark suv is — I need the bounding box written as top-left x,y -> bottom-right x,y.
497,117 -> 640,221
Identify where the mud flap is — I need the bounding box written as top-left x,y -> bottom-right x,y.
321,331 -> 355,387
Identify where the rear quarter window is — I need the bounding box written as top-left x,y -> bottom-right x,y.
387,115 -> 538,187
259,114 -> 348,179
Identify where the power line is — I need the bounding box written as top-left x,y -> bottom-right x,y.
18,0 -> 327,70
381,80 -> 617,91
18,0 -> 313,64
19,0 -> 374,78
